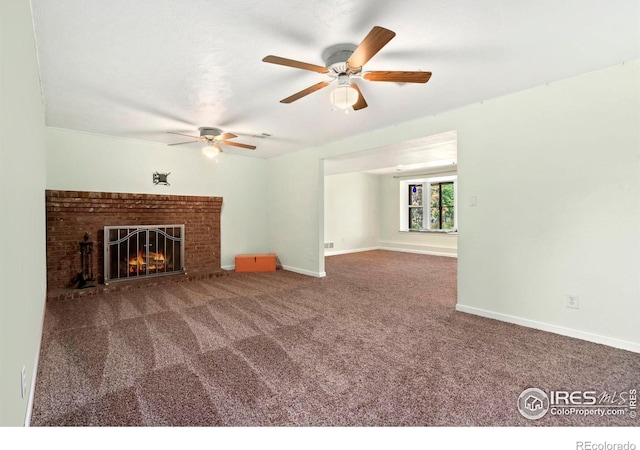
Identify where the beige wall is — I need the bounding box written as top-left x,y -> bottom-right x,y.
0,0 -> 48,425
455,61 -> 639,351
324,172 -> 380,255
45,128 -> 270,269
268,147 -> 325,276
268,61 -> 640,351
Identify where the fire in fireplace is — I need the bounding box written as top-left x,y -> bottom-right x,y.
104,225 -> 185,284
128,250 -> 166,273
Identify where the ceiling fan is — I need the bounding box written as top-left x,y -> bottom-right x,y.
167,127 -> 256,158
262,26 -> 432,111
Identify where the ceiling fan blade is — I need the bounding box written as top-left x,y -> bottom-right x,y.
221,141 -> 256,150
215,142 -> 223,153
262,55 -> 329,73
363,71 -> 432,83
218,132 -> 238,141
280,81 -> 330,104
167,131 -> 200,139
350,83 -> 368,110
347,26 -> 396,69
168,140 -> 200,146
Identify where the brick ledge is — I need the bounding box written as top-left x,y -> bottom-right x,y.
46,270 -> 230,302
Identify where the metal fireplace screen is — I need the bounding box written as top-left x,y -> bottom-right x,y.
104,225 -> 184,284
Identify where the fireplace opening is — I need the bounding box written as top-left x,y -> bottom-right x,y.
104,225 -> 185,284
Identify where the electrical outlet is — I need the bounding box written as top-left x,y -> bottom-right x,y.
21,366 -> 26,399
566,294 -> 579,309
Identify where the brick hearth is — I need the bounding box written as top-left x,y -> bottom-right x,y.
46,190 -> 223,299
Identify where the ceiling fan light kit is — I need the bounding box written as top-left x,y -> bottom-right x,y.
331,73 -> 359,110
330,85 -> 359,110
202,142 -> 221,159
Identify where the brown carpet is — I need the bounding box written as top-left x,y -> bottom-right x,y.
31,250 -> 640,426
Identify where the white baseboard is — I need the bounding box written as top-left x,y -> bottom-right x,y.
324,245 -> 458,258
25,353 -> 38,426
26,298 -> 46,426
279,264 -> 326,278
378,245 -> 457,258
456,304 -> 640,354
224,263 -> 325,278
324,246 -> 379,257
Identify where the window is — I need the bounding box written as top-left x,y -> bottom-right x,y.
400,176 -> 457,232
430,182 -> 455,230
408,183 -> 424,230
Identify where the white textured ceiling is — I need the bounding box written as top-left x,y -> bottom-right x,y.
324,130 -> 457,175
31,0 -> 639,159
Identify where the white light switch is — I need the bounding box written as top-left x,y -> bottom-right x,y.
469,195 -> 477,206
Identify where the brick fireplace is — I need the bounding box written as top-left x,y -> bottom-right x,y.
45,190 -> 223,296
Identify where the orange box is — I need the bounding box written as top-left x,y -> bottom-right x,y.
235,253 -> 277,273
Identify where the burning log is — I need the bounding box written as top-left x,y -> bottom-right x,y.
128,251 -> 166,273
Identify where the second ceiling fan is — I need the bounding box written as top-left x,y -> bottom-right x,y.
262,26 -> 432,111
167,127 -> 256,158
